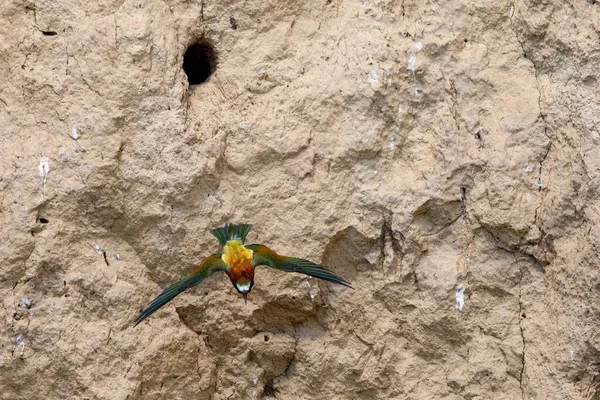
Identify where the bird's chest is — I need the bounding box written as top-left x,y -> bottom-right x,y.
222,241 -> 254,271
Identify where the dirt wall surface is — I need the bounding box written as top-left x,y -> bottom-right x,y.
1,0 -> 599,398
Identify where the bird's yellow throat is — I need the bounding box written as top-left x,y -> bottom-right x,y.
222,240 -> 253,267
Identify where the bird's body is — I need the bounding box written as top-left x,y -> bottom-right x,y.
222,239 -> 254,300
222,240 -> 254,282
134,223 -> 351,326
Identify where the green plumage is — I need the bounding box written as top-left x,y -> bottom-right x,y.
210,223 -> 254,246
246,244 -> 353,289
134,254 -> 228,326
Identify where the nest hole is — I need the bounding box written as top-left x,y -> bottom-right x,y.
183,40 -> 217,86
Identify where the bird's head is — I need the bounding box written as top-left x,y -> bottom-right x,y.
233,279 -> 254,304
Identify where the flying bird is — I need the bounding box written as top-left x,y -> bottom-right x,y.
134,223 -> 352,326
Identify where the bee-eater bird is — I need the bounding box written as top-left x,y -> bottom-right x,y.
134,223 -> 352,326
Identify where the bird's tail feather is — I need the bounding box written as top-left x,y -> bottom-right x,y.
210,223 -> 253,246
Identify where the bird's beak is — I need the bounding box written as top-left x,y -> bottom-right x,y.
243,292 -> 248,304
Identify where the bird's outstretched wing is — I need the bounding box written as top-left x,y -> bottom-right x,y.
246,244 -> 352,289
134,254 -> 229,326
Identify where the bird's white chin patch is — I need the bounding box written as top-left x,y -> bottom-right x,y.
236,282 -> 251,292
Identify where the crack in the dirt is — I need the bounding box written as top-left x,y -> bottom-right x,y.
460,186 -> 468,215
200,0 -> 205,36
508,3 -> 552,189
379,212 -> 404,274
448,78 -> 461,131
113,15 -> 118,46
508,4 -> 555,268
516,255 -> 526,399
533,143 -> 551,226
381,220 -> 402,260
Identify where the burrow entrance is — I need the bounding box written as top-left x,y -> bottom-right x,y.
183,40 -> 217,86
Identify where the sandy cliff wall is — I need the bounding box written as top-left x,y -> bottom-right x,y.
1,0 -> 599,398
